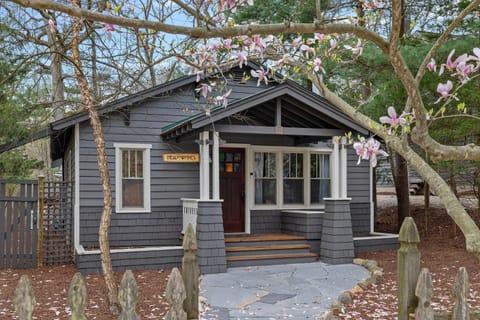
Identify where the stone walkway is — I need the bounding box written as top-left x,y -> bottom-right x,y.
200,262 -> 369,320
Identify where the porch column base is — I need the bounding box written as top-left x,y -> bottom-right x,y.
196,201 -> 227,274
320,198 -> 354,265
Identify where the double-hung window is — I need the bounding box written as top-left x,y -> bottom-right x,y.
310,153 -> 331,204
114,143 -> 151,213
254,152 -> 277,204
283,153 -> 304,204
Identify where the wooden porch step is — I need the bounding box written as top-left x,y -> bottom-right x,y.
226,252 -> 317,261
225,233 -> 306,243
225,244 -> 311,252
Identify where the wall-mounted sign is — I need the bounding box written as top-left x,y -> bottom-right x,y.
163,153 -> 199,163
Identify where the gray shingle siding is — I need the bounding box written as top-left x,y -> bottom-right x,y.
251,210 -> 282,234
79,206 -> 182,248
347,147 -> 372,235
77,248 -> 183,274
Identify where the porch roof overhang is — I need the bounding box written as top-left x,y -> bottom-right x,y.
160,80 -> 368,140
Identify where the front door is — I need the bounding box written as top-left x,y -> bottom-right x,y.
219,148 -> 245,233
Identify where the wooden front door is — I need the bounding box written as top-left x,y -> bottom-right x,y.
219,148 -> 245,233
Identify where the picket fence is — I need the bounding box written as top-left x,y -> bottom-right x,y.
13,224 -> 199,320
398,217 -> 480,320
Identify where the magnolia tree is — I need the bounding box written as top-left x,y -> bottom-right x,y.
6,0 -> 480,310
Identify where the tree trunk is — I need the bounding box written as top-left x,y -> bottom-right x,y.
394,152 -> 411,232
70,7 -> 119,314
46,23 -> 65,121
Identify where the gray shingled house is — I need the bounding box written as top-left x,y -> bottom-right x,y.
27,63 -> 398,274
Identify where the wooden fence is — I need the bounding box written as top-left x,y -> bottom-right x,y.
398,217 -> 480,320
12,223 -> 200,320
0,177 -> 73,269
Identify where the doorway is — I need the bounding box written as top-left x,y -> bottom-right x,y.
219,148 -> 245,233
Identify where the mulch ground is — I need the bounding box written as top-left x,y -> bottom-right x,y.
0,267 -> 170,319
1,197 -> 479,319
339,201 -> 480,319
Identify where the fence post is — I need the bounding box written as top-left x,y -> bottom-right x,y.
414,268 -> 433,320
68,272 -> 88,320
165,268 -> 187,320
37,175 -> 45,268
13,275 -> 36,320
398,217 -> 420,320
452,267 -> 470,320
182,223 -> 199,320
118,270 -> 139,320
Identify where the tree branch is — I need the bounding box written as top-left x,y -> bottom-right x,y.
415,0 -> 480,83
7,0 -> 389,50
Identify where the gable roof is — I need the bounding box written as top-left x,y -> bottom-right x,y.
0,63 -> 368,155
161,79 -> 368,140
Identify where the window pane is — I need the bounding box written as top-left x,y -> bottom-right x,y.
296,154 -> 303,177
136,150 -> 143,178
255,152 -> 276,178
122,150 -> 129,177
322,155 -> 330,178
255,179 -> 276,204
122,179 -> 144,207
129,150 -> 136,177
311,179 -> 330,204
311,154 -> 318,178
283,179 -> 303,204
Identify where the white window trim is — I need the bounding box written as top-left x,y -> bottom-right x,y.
114,143 -> 152,213
250,146 -> 332,210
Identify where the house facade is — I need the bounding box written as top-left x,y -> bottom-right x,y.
46,64 -> 398,274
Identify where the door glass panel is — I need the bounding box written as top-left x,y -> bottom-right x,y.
220,151 -> 242,174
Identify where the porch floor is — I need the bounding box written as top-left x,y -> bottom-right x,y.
224,233 -> 318,267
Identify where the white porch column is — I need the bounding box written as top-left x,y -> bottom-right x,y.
340,137 -> 348,198
199,130 -> 210,200
212,131 -> 220,200
331,137 -> 340,198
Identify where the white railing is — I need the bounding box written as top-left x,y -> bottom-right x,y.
181,198 -> 199,234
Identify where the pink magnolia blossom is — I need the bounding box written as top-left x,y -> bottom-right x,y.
216,89 -> 232,108
329,38 -> 337,51
365,0 -> 384,9
426,58 -> 436,72
439,50 -> 468,75
312,58 -> 325,73
275,54 -> 291,67
435,80 -> 454,103
251,68 -> 268,86
237,52 -> 247,68
471,47 -> 480,62
454,61 -> 474,83
300,44 -> 314,57
291,36 -> 303,49
344,39 -> 363,55
314,33 -> 325,41
379,106 -> 406,127
353,138 -> 388,167
48,19 -> 57,33
223,39 -> 238,50
101,23 -> 115,40
195,83 -> 212,98
250,35 -> 266,56
196,70 -> 204,82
